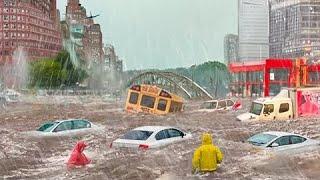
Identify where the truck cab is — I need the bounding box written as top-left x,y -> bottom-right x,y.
237,97 -> 293,122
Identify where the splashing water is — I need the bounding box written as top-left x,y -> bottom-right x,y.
1,47 -> 29,90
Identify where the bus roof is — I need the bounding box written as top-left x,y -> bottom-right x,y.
137,84 -> 185,102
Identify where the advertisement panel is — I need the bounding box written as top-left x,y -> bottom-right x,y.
297,89 -> 320,117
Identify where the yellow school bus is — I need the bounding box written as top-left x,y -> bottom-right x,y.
125,84 -> 184,115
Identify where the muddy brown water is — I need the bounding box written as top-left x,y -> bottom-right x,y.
0,96 -> 320,179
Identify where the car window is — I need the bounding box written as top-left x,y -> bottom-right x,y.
54,121 -> 73,132
129,92 -> 139,104
291,136 -> 306,144
274,136 -> 290,146
167,129 -> 183,138
155,130 -> 170,140
248,133 -> 277,146
227,100 -> 234,107
200,102 -> 216,109
37,122 -> 58,132
279,103 -> 289,113
73,120 -> 91,129
217,101 -> 227,109
157,99 -> 167,111
121,130 -> 153,140
140,95 -> 155,108
263,104 -> 274,114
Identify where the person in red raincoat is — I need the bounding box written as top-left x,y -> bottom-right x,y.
67,141 -> 90,168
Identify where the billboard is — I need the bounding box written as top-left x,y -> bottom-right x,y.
297,89 -> 320,117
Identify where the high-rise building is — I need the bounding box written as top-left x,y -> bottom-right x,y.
270,0 -> 320,59
238,0 -> 269,61
104,44 -> 123,73
65,0 -> 104,64
0,0 -> 62,64
224,34 -> 239,64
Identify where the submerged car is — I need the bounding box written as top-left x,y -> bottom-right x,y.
111,126 -> 192,150
3,89 -> 20,103
247,131 -> 319,151
37,119 -> 93,134
198,99 -> 237,112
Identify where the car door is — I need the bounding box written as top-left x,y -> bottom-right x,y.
289,135 -> 307,149
73,120 -> 91,132
153,130 -> 171,148
226,100 -> 234,110
217,100 -> 227,110
269,136 -> 291,151
53,121 -> 74,133
167,128 -> 185,143
262,104 -> 276,121
276,102 -> 293,120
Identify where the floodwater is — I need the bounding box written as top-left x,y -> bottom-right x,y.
0,95 -> 320,179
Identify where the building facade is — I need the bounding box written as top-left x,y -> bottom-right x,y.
238,0 -> 269,61
224,34 -> 239,64
0,0 -> 62,64
104,44 -> 123,73
270,0 -> 320,60
65,0 -> 104,65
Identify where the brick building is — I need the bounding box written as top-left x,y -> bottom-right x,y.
0,0 -> 62,64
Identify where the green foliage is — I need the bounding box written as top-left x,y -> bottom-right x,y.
29,59 -> 67,88
29,50 -> 88,89
56,50 -> 88,86
190,61 -> 230,97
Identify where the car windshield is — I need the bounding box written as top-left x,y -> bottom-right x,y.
200,102 -> 217,109
121,130 -> 154,140
248,133 -> 277,146
249,102 -> 263,115
37,122 -> 59,132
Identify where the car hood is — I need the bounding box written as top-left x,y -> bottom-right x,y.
237,113 -> 259,122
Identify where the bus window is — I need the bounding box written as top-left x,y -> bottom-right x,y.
129,92 -> 139,104
169,101 -> 182,112
141,95 -> 156,108
157,99 -> 167,111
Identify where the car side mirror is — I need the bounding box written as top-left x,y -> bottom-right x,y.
181,132 -> 185,138
271,143 -> 279,148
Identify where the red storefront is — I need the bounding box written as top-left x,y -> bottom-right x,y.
229,59 -> 320,97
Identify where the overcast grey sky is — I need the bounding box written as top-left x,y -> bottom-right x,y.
57,0 -> 237,70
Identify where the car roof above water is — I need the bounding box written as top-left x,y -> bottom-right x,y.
133,126 -> 174,132
262,131 -> 301,137
205,99 -> 233,103
53,119 -> 90,123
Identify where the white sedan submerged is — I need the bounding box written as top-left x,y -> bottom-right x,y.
111,126 -> 192,150
247,131 -> 320,151
37,119 -> 94,135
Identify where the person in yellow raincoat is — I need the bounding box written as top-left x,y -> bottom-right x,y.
192,133 -> 223,173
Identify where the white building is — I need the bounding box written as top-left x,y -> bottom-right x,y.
238,0 -> 269,61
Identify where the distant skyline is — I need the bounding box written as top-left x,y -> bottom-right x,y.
58,0 -> 237,70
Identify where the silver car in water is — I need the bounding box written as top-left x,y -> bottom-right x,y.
247,131 -> 320,152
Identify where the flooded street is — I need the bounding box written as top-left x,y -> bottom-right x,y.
0,96 -> 320,180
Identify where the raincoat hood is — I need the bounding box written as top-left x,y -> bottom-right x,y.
75,141 -> 87,153
202,133 -> 213,145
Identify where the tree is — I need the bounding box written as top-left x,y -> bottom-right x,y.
29,59 -> 67,88
29,50 -> 88,89
55,50 -> 88,87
